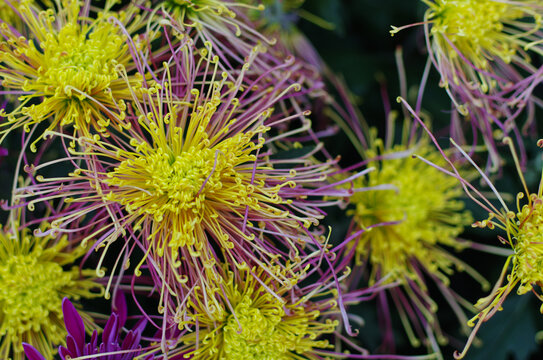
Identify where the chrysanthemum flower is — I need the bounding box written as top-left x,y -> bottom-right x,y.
23,295 -> 158,360
346,126 -> 483,352
328,72 -> 491,355
0,0 -> 147,150
16,37 -> 351,319
0,211 -> 102,360
168,264 -> 340,360
392,0 -> 543,172
348,134 -> 473,286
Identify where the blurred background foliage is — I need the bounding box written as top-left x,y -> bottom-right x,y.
298,1 -> 543,359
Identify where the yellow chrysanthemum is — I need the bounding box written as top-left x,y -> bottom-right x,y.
348,132 -> 473,287
173,266 -> 337,360
0,0 -> 147,150
0,219 -> 102,360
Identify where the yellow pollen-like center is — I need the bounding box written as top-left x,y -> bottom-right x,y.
107,133 -> 256,217
349,142 -> 472,284
429,0 -> 525,66
223,295 -> 289,360
0,227 -> 101,360
512,196 -> 543,294
0,255 -> 70,338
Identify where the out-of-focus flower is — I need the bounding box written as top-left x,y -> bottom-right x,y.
0,0 -> 148,150
245,0 -> 331,71
23,294 -> 157,360
150,0 -> 271,68
15,36 -> 352,325
348,133 -> 473,286
0,211 -> 102,360
392,0 -> 543,172
345,122 -> 481,354
328,69 -> 490,356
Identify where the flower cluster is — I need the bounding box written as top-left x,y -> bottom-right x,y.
0,0 -> 542,360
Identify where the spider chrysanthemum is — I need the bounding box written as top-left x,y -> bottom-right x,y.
0,0 -> 147,149
0,217 -> 101,360
171,266 -> 338,360
332,85 -> 487,353
16,38 -> 345,317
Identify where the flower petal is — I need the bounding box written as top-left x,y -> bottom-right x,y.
22,343 -> 46,360
62,297 -> 86,350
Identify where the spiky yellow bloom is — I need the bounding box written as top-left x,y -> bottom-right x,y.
17,37 -> 342,318
349,131 -> 473,287
172,266 -> 338,359
0,0 -> 147,150
0,218 -> 102,360
337,102 -> 484,349
426,0 -> 534,68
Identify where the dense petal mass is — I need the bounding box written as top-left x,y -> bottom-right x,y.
0,211 -> 101,360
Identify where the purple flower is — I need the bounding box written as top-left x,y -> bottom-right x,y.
23,295 -> 157,360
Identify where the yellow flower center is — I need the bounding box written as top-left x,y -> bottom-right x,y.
223,295 -> 288,360
512,196 -> 543,294
429,0 -> 525,66
0,254 -> 69,339
22,19 -> 128,127
349,141 -> 472,284
41,22 -> 122,95
0,228 -> 100,359
104,117 -> 267,250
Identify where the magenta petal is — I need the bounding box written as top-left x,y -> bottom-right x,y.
62,297 -> 86,349
59,345 -> 71,359
22,343 -> 46,360
65,335 -> 80,357
113,291 -> 127,328
102,313 -> 119,348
